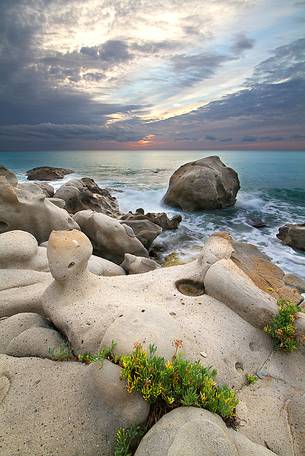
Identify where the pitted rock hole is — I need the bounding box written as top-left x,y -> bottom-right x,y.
176,279 -> 205,297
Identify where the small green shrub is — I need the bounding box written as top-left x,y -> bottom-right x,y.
120,341 -> 238,419
78,341 -> 117,364
48,343 -> 74,361
114,425 -> 146,456
264,299 -> 300,352
245,373 -> 258,385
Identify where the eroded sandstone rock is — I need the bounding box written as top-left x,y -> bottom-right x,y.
73,210 -> 148,263
0,178 -> 79,242
135,407 -> 276,456
121,253 -> 161,274
0,355 -> 148,456
54,178 -> 119,216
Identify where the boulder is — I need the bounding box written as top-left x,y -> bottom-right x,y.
54,178 -> 119,216
277,223 -> 305,251
121,253 -> 161,274
0,355 -> 148,456
232,241 -> 303,304
121,210 -> 182,230
0,179 -> 79,243
0,230 -> 49,271
119,218 -> 162,249
73,210 -> 148,264
135,407 -> 276,456
26,166 -> 74,181
0,165 -> 17,186
0,269 -> 51,317
204,258 -> 278,329
163,156 -> 240,211
36,182 -> 54,197
0,312 -> 66,359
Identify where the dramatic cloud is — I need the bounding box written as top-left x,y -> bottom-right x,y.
0,0 -> 304,150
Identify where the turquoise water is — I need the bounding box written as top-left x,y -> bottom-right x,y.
1,150 -> 305,277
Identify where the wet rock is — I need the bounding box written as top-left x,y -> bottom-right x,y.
122,210 -> 182,230
26,166 -> 74,181
277,223 -> 305,251
247,217 -> 267,228
163,156 -> 240,211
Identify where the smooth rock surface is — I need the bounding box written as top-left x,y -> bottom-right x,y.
0,355 -> 148,456
121,253 -> 161,274
232,241 -> 303,304
0,179 -> 79,242
74,210 -> 148,263
135,407 -> 276,456
163,156 -> 240,211
205,258 -> 278,329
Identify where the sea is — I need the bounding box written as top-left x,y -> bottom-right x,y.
1,150 -> 305,279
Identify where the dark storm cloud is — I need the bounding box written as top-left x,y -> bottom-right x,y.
231,33 -> 255,55
0,1 -> 145,149
170,52 -> 230,87
148,38 -> 305,147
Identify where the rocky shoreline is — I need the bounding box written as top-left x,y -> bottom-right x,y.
0,157 -> 305,456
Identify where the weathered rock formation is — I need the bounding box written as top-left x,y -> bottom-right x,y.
163,156 -> 240,211
0,178 -> 79,242
54,178 -> 119,216
26,166 -> 74,181
121,209 -> 182,230
74,210 -> 148,263
277,223 -> 305,251
135,407 -> 277,455
121,253 -> 161,274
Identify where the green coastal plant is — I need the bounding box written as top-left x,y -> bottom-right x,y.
245,373 -> 258,385
264,299 -> 301,352
114,424 -> 146,456
48,343 -> 74,361
120,340 -> 238,419
78,340 -> 118,364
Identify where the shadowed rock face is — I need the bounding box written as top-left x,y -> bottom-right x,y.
54,178 -> 120,216
163,156 -> 240,211
277,223 -> 305,251
26,166 -> 74,181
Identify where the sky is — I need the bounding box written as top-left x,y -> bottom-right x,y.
0,0 -> 305,151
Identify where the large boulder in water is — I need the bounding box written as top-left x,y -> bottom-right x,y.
26,166 -> 74,181
277,223 -> 305,251
163,156 -> 240,211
